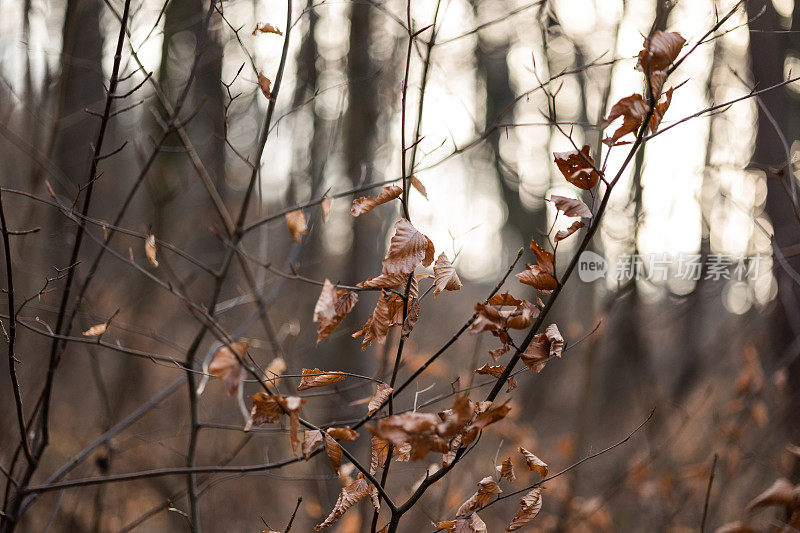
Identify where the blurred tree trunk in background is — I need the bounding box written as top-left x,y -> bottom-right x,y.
52,0 -> 105,190
748,1 -> 800,443
470,0 -> 547,244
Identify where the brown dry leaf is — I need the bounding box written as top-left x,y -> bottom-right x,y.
456,476 -> 502,517
506,487 -> 543,531
395,442 -> 412,462
285,209 -> 307,242
324,433 -> 343,474
553,146 -> 600,190
359,272 -> 409,290
516,264 -> 557,291
321,197 -> 333,221
636,31 -> 685,76
369,412 -> 440,447
489,344 -> 510,362
369,436 -> 391,474
411,176 -> 428,199
367,383 -> 393,415
315,474 -> 378,529
252,22 -> 283,35
351,186 -> 402,217
601,94 -> 649,146
303,429 -> 324,460
521,337 -> 549,372
469,303 -> 507,336
518,447 -> 548,478
328,426 -> 359,441
314,280 -> 359,344
245,392 -> 283,431
469,401 -> 511,431
433,521 -> 456,531
550,195 -> 592,218
297,368 -> 347,391
436,396 -> 475,438
434,253 -> 463,296
401,298 -> 421,339
475,363 -> 505,379
278,395 -> 305,454
545,324 -> 564,358
145,234 -> 159,267
530,240 -> 555,275
488,293 -> 523,307
209,341 -> 249,396
353,290 -> 393,350
382,219 -> 435,275
746,478 -> 800,511
555,220 -> 584,242
499,457 -> 516,482
258,72 -> 274,100
82,323 -> 107,337
453,514 -> 487,533
649,86 -> 674,132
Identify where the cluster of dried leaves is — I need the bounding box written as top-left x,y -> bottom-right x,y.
434,445 -> 548,531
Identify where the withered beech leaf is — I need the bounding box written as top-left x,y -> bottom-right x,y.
434,253 -> 463,296
353,290 -> 393,350
303,429 -> 323,460
545,324 -> 564,358
314,280 -> 359,344
82,323 -> 107,337
324,433 -> 342,474
506,487 -> 543,531
433,520 -> 456,531
746,478 -> 800,511
530,240 -> 554,275
401,298 -> 420,339
649,86 -> 674,133
636,31 -> 685,75
553,146 -> 600,190
315,474 -> 378,530
297,368 -> 347,391
209,341 -> 249,396
351,186 -> 402,217
327,426 -> 359,441
454,514 -> 487,533
601,94 -> 648,146
285,209 -> 307,242
244,392 -> 283,431
369,412 -> 440,447
518,447 -> 548,478
321,197 -> 333,221
475,363 -> 505,379
382,219 -> 435,275
468,401 -> 511,431
488,293 -> 523,307
498,457 -> 516,482
252,22 -> 283,35
145,234 -> 159,267
411,176 -> 428,199
489,344 -> 510,362
258,72 -> 274,100
516,264 -> 558,291
367,383 -> 393,415
369,436 -> 391,474
555,220 -> 584,242
550,195 -> 592,218
278,395 -> 305,454
456,476 -> 502,517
